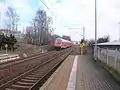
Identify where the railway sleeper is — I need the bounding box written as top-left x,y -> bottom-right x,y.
12,84 -> 30,89
5,85 -> 30,90
31,72 -> 45,75
28,74 -> 43,78
21,79 -> 37,82
25,77 -> 38,80
5,88 -> 14,90
17,81 -> 34,85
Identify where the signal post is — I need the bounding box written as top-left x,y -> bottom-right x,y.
80,43 -> 85,55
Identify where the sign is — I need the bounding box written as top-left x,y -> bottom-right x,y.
80,43 -> 85,48
5,44 -> 8,48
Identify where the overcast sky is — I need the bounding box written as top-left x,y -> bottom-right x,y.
0,0 -> 120,41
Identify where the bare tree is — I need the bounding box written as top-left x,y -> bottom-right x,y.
25,26 -> 34,44
24,9 -> 53,45
34,9 -> 52,45
5,6 -> 19,35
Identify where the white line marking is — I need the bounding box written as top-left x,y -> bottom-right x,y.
67,55 -> 78,90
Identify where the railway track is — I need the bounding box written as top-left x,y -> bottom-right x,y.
0,48 -> 72,90
0,51 -> 56,66
0,51 -> 59,86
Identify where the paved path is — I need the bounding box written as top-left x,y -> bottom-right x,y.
76,55 -> 120,90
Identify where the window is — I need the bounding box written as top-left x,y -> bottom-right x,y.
55,38 -> 61,44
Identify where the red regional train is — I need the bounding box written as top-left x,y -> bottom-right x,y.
50,38 -> 72,50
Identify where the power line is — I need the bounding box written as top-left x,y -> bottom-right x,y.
39,0 -> 65,25
39,0 -> 57,18
39,0 -> 69,32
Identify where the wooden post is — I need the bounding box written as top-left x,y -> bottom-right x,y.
5,44 -> 8,54
80,43 -> 84,55
1,46 -> 2,51
5,44 -> 8,61
6,46 -> 7,54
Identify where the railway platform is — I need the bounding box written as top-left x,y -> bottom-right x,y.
39,54 -> 120,90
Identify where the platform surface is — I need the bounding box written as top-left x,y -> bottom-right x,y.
40,55 -> 75,90
76,55 -> 120,90
40,54 -> 120,90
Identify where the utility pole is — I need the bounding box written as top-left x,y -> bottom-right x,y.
0,12 -> 1,29
119,22 -> 120,42
94,0 -> 97,60
83,26 -> 85,40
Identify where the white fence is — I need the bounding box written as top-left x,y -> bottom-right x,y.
94,47 -> 120,72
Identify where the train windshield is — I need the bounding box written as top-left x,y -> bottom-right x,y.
55,38 -> 61,44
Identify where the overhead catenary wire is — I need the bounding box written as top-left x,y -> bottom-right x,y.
39,0 -> 67,28
39,0 -> 57,18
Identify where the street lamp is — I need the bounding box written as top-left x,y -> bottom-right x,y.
0,12 -> 1,29
94,0 -> 97,60
83,26 -> 85,40
119,22 -> 120,41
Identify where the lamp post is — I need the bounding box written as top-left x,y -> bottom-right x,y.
0,12 -> 1,29
94,0 -> 97,60
83,26 -> 85,40
119,22 -> 120,41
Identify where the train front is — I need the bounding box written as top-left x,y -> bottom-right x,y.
54,38 -> 62,50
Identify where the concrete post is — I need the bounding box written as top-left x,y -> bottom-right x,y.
106,48 -> 108,65
114,48 -> 118,68
94,0 -> 97,61
97,47 -> 101,60
81,48 -> 83,55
